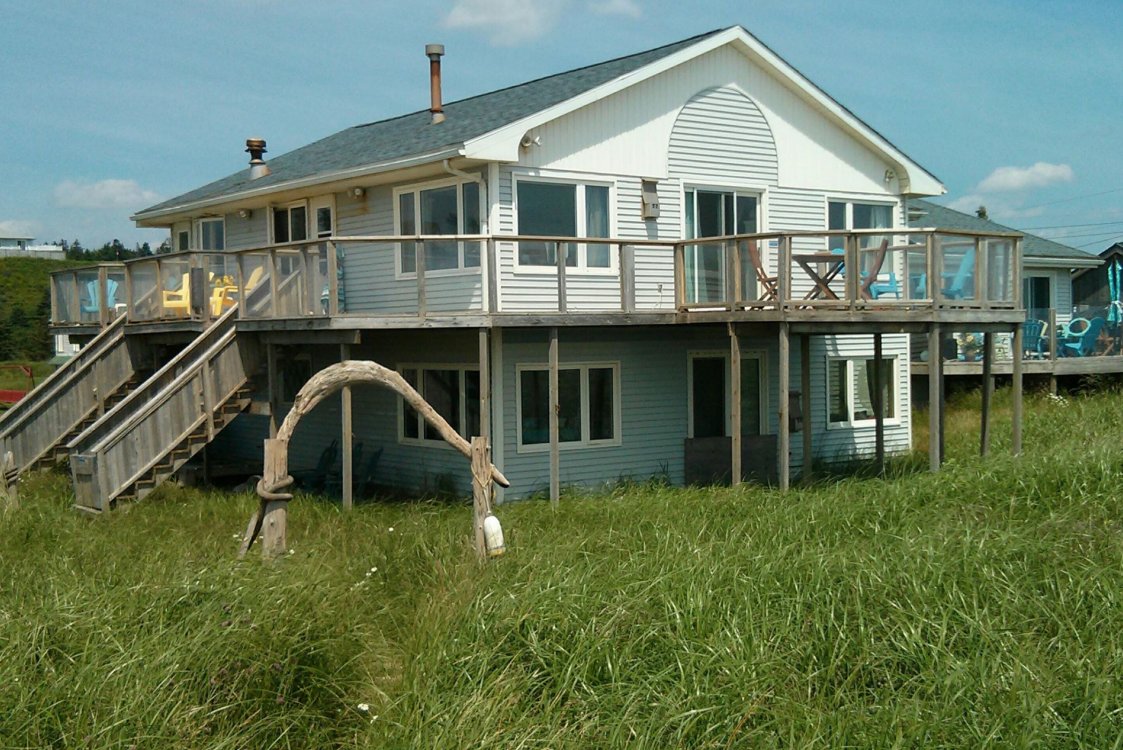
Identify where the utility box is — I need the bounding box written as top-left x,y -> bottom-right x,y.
641,180 -> 660,220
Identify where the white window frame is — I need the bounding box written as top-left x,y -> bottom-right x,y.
825,354 -> 901,429
196,217 -> 225,251
686,350 -> 769,438
515,361 -> 621,453
271,199 -> 310,245
512,173 -> 617,275
397,364 -> 481,447
393,177 -> 483,279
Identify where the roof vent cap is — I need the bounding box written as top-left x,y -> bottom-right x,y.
246,138 -> 270,179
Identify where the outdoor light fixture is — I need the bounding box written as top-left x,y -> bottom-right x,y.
238,208 -> 252,219
351,187 -> 366,199
884,169 -> 896,184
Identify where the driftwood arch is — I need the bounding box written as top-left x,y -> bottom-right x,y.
239,361 -> 509,558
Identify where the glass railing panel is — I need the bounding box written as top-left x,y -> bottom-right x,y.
272,248 -> 308,317
984,238 -> 1015,304
157,257 -> 192,319
235,252 -> 273,318
51,272 -> 79,325
936,235 -> 978,303
74,268 -> 102,324
127,259 -> 160,322
106,268 -> 127,319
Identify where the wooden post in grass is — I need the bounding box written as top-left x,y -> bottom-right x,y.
981,332 -> 994,456
778,322 -> 790,491
873,333 -> 885,475
1012,323 -> 1023,456
800,334 -> 813,482
260,438 -> 291,559
928,325 -> 942,471
1,451 -> 17,510
548,327 -> 560,505
729,323 -> 742,486
340,343 -> 353,511
471,436 -> 491,560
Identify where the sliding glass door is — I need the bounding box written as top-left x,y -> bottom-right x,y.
684,189 -> 758,304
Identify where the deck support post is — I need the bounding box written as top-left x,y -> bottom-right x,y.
778,322 -> 790,491
800,334 -> 813,482
729,323 -> 742,486
981,332 -> 994,456
873,333 -> 885,475
928,325 -> 942,471
548,327 -> 560,505
1048,308 -> 1058,394
266,343 -> 279,439
340,343 -> 353,511
1012,323 -> 1023,456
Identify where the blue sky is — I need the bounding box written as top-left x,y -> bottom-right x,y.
4,0 -> 1121,252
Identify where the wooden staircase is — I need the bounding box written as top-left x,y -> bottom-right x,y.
30,373 -> 148,471
69,307 -> 261,513
0,315 -> 144,475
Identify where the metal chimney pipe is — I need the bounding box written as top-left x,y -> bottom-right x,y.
426,43 -> 446,124
246,138 -> 270,179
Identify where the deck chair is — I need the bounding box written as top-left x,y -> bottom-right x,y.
942,247 -> 976,299
1061,317 -> 1105,357
1022,319 -> 1046,359
163,272 -> 213,316
80,278 -> 119,316
743,240 -> 778,304
210,266 -> 265,316
858,239 -> 892,300
292,439 -> 339,493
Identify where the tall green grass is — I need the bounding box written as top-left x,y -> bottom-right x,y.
3,390 -> 1123,748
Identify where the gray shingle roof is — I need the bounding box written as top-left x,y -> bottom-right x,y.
909,199 -> 1097,263
137,29 -> 724,217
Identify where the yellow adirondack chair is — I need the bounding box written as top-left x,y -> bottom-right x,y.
163,271 -> 214,316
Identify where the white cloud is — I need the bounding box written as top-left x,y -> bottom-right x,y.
588,0 -> 641,18
444,0 -> 569,45
53,179 -> 161,210
0,219 -> 40,238
976,162 -> 1074,193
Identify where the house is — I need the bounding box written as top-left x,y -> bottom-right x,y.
1072,241 -> 1123,310
0,235 -> 65,260
5,26 -> 1024,511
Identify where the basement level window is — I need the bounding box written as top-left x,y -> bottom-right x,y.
400,366 -> 480,443
827,355 -> 897,427
516,363 -> 619,450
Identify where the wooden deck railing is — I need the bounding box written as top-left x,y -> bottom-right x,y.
50,228 -> 1022,327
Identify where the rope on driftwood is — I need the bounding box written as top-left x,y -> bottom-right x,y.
0,451 -> 17,510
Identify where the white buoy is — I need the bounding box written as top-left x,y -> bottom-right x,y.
483,514 -> 505,557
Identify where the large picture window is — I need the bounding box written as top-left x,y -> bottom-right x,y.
517,363 -> 619,449
515,179 -> 611,269
400,366 -> 480,443
397,181 -> 481,275
827,356 -> 897,427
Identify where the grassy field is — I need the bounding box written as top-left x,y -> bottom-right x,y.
3,389 -> 1123,748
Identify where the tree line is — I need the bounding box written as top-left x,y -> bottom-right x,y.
55,238 -> 163,261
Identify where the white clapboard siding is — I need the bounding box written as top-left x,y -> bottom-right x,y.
668,85 -> 778,189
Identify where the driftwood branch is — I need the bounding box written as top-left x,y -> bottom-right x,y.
277,360 -> 509,487
241,360 -> 509,558
0,451 -> 17,510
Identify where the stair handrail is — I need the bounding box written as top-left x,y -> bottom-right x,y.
0,314 -> 129,440
67,305 -> 239,452
80,322 -> 240,457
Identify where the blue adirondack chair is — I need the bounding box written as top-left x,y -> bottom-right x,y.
1022,319 -> 1046,359
81,278 -> 119,315
942,247 -> 976,299
1061,317 -> 1105,357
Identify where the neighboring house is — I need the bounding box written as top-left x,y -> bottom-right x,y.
1072,242 -> 1123,309
15,26 -> 1023,511
0,236 -> 65,260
